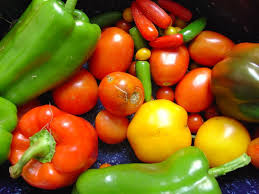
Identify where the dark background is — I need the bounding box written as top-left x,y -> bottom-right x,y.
0,0 -> 258,193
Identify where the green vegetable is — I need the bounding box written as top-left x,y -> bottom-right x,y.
90,11 -> 122,28
0,97 -> 17,165
136,61 -> 152,102
179,17 -> 207,42
129,27 -> 148,51
72,146 -> 250,194
0,0 -> 101,105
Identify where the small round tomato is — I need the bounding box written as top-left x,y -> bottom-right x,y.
128,61 -> 136,76
135,48 -> 151,61
95,110 -> 129,144
156,87 -> 174,101
194,116 -> 251,167
99,163 -> 112,168
149,46 -> 189,86
89,27 -> 134,80
187,113 -> 204,133
164,26 -> 177,35
98,72 -> 144,116
204,105 -> 220,120
123,7 -> 133,22
115,19 -> 132,32
189,31 -> 234,66
247,137 -> 259,168
175,67 -> 213,113
52,69 -> 98,115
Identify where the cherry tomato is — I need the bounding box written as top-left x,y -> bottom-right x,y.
189,31 -> 235,66
135,48 -> 151,60
115,19 -> 132,32
164,26 -> 177,35
53,69 -> 98,115
99,163 -> 112,168
247,137 -> 259,168
156,87 -> 174,101
187,113 -> 204,133
98,72 -> 145,116
149,46 -> 189,86
128,61 -> 136,76
123,8 -> 133,22
95,110 -> 129,144
89,27 -> 134,80
204,105 -> 220,120
175,68 -> 213,113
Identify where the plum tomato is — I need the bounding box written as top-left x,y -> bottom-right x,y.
189,31 -> 234,66
89,27 -> 134,80
175,67 -> 213,113
149,46 -> 189,86
52,69 -> 98,115
98,72 -> 145,116
95,110 -> 129,144
156,86 -> 174,101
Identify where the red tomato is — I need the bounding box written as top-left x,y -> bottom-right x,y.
95,110 -> 129,144
189,31 -> 234,66
98,72 -> 145,116
175,68 -> 213,112
149,46 -> 189,86
89,27 -> 134,80
247,137 -> 259,168
52,69 -> 98,115
156,86 -> 174,101
187,113 -> 204,133
116,19 -> 132,32
204,105 -> 220,120
128,61 -> 136,76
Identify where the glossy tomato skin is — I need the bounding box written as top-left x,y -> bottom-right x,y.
98,72 -> 145,116
175,68 -> 213,113
156,86 -> 174,101
53,69 -> 98,115
149,46 -> 189,86
187,113 -> 204,133
89,27 -> 134,80
189,31 -> 234,66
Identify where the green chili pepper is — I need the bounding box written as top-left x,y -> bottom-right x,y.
90,11 -> 122,28
72,146 -> 251,194
0,0 -> 101,105
179,17 -> 207,42
0,97 -> 17,165
129,27 -> 148,51
135,61 -> 152,102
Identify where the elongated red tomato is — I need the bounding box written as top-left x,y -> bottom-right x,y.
149,34 -> 184,48
136,0 -> 172,29
131,1 -> 158,41
89,27 -> 134,80
175,68 -> 213,113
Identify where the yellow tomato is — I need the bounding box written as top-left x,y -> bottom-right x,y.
127,99 -> 192,163
135,48 -> 151,61
164,26 -> 177,35
194,116 -> 251,167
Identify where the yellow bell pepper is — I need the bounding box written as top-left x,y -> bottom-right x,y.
127,99 -> 192,163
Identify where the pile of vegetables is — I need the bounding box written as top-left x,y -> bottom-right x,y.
0,0 -> 258,193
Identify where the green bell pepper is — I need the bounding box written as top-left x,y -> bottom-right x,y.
72,146 -> 250,194
0,0 -> 101,105
0,97 -> 17,165
212,43 -> 259,123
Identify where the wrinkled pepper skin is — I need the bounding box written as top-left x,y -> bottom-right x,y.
72,146 -> 221,194
212,43 -> 259,123
0,0 -> 101,105
0,97 -> 17,165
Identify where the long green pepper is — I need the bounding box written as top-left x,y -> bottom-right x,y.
0,0 -> 101,105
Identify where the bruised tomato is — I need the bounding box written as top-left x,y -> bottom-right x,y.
98,72 -> 144,116
149,46 -> 189,86
89,27 -> 134,80
175,68 -> 213,113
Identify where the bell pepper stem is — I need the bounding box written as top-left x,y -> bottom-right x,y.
65,0 -> 78,14
9,129 -> 56,179
208,153 -> 251,178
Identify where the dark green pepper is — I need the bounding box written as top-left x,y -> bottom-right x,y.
0,0 -> 101,105
212,43 -> 259,123
0,97 -> 17,165
90,11 -> 122,29
129,26 -> 148,51
72,146 -> 250,194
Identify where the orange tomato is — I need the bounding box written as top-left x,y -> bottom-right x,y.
247,137 -> 259,168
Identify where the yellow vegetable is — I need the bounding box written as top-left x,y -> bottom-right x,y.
127,99 -> 192,163
122,8 -> 133,22
135,48 -> 151,61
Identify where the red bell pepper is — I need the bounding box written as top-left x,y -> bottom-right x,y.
9,105 -> 98,190
136,0 -> 172,29
158,0 -> 192,22
131,1 -> 158,41
149,33 -> 184,48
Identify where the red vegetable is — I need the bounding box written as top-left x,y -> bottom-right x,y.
158,0 -> 192,22
247,137 -> 259,168
149,34 -> 184,48
131,1 -> 158,41
136,0 -> 172,29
